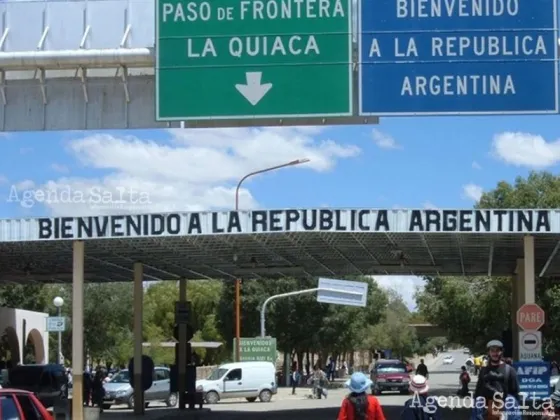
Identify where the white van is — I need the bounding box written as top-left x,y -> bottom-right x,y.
196,361 -> 277,404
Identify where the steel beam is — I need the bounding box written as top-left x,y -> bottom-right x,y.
0,48 -> 152,71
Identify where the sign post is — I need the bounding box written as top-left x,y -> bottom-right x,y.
46,316 -> 66,333
517,303 -> 545,331
259,283 -> 366,337
358,0 -> 558,115
317,278 -> 369,307
513,361 -> 551,401
519,331 -> 543,361
156,0 -> 353,121
233,337 -> 277,363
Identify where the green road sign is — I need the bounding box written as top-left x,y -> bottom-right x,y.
156,0 -> 353,121
233,337 -> 277,363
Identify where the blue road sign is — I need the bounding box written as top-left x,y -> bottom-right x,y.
513,360 -> 551,400
358,0 -> 559,116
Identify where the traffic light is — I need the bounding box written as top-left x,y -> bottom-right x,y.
173,323 -> 194,342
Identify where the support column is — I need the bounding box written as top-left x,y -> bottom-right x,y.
133,263 -> 144,415
512,236 -> 537,361
178,279 -> 187,410
71,241 -> 84,420
512,259 -> 523,361
524,235 -> 536,303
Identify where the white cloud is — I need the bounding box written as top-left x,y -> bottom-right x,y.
374,275 -> 425,311
0,175 -> 7,184
492,132 -> 560,168
472,161 -> 482,170
15,128 -> 360,216
15,180 -> 35,190
462,183 -> 483,202
423,201 -> 437,209
372,129 -> 401,149
51,163 -> 69,173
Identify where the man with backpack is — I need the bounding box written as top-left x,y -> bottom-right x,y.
457,365 -> 471,397
473,339 -> 521,420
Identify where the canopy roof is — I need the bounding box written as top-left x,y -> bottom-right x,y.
0,208 -> 558,283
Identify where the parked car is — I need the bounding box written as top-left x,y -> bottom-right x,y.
102,367 -> 177,410
196,361 -> 277,404
371,359 -> 410,395
0,388 -> 53,419
6,364 -> 68,408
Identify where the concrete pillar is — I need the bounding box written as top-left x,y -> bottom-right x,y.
512,259 -> 523,361
133,262 -> 144,415
178,279 -> 187,409
523,235 -> 536,304
511,236 -> 537,361
71,241 -> 85,420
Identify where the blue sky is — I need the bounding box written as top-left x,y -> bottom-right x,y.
1,116 -> 557,309
1,115 -> 556,218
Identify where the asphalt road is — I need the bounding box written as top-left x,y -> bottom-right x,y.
102,350 -> 473,419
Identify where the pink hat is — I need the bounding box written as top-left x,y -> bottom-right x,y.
409,375 -> 429,394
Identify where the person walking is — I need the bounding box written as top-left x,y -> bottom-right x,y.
337,372 -> 386,420
308,365 -> 329,399
291,361 -> 301,395
457,365 -> 471,397
401,375 -> 441,420
416,359 -> 429,378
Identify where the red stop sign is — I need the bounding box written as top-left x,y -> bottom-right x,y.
516,303 -> 545,330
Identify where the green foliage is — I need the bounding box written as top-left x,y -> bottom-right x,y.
415,171 -> 560,356
362,290 -> 417,358
0,276 -> 417,366
415,276 -> 511,354
216,276 -> 392,357
477,171 -> 560,209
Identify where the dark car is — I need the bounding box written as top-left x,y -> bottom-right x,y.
6,364 -> 68,408
371,359 -> 410,395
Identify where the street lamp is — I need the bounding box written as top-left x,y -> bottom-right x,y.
53,296 -> 64,365
233,158 -> 310,361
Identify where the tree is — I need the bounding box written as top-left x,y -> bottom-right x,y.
216,276 -> 390,367
477,172 -> 560,209
363,290 -> 416,359
41,283 -> 135,364
416,276 -> 512,353
416,171 -> 560,355
0,284 -> 49,312
478,171 -> 560,356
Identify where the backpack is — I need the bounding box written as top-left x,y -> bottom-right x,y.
410,396 -> 436,420
412,407 -> 436,420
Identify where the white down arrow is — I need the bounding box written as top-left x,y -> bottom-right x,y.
235,72 -> 272,106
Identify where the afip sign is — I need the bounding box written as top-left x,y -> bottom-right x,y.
513,361 -> 551,400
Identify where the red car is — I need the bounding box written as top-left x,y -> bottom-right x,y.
371,359 -> 411,395
0,388 -> 53,419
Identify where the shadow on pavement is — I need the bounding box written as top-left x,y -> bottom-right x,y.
101,403 -> 472,419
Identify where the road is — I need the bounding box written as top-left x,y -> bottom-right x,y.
102,350 -> 472,419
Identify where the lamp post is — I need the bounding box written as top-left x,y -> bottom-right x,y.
233,158 -> 310,361
53,296 -> 64,365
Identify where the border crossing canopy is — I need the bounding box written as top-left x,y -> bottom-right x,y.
32,209 -> 560,239
2,208 -> 560,283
